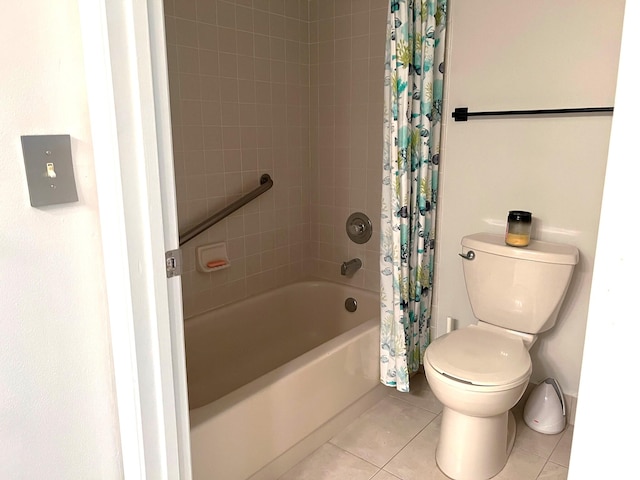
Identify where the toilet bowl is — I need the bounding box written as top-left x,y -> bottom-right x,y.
423,233 -> 579,480
424,325 -> 532,480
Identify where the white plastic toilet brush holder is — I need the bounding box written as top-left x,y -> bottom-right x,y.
524,378 -> 566,434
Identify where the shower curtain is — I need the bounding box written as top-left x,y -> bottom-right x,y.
380,0 -> 447,392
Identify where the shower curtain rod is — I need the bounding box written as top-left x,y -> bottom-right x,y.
452,106 -> 614,122
179,173 -> 273,246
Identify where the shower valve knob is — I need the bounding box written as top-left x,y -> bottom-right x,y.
351,222 -> 365,233
346,212 -> 372,244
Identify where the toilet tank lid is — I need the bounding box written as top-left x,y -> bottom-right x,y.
462,233 -> 579,265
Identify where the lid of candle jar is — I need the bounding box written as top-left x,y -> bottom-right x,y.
508,210 -> 532,223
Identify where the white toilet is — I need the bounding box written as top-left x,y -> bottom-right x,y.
424,232 -> 579,480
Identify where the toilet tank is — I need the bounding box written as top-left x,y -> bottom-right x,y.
461,233 -> 579,334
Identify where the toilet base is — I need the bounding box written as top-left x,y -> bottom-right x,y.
436,407 -> 516,480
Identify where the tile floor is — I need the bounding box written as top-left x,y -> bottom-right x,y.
279,373 -> 573,480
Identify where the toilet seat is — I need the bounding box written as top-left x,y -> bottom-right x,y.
425,325 -> 531,387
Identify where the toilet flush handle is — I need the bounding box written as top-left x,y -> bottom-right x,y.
459,250 -> 475,260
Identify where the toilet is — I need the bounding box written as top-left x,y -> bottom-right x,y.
424,232 -> 579,480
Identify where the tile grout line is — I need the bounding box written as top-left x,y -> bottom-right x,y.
324,440 -> 382,475
378,411 -> 442,478
324,392 -> 442,479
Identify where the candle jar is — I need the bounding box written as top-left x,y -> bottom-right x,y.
505,210 -> 532,247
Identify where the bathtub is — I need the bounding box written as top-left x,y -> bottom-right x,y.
186,280 -> 384,480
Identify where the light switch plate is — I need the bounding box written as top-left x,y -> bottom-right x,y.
21,134 -> 78,207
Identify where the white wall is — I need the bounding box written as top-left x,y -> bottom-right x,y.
0,1 -> 122,478
434,0 -> 625,396
569,1 -> 640,476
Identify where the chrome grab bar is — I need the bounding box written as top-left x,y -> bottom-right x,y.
179,174 -> 273,246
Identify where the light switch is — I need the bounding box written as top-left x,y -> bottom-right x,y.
21,134 -> 78,207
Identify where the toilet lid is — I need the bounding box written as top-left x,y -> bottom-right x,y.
425,326 -> 532,386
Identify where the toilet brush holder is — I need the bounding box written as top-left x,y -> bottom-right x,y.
524,378 -> 566,434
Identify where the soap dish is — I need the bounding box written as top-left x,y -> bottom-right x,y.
196,242 -> 230,273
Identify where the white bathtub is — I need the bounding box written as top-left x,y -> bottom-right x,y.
186,280 -> 384,480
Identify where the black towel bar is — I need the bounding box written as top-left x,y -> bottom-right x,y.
452,106 -> 614,122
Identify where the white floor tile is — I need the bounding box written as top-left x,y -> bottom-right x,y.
383,416 -> 449,480
537,461 -> 569,480
278,443 -> 379,480
330,396 -> 437,467
549,426 -> 573,467
493,447 -> 547,480
513,416 -> 564,458
388,373 -> 443,415
282,386 -> 575,480
371,471 -> 403,480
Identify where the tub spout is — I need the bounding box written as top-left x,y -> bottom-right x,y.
341,258 -> 362,276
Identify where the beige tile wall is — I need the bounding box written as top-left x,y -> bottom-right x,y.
165,0 -> 387,317
306,0 -> 387,290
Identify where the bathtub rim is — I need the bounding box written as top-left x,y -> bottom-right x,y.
183,277 -> 378,324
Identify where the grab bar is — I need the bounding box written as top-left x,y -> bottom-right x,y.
179,174 -> 273,246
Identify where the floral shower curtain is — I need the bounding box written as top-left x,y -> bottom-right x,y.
380,0 -> 447,392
